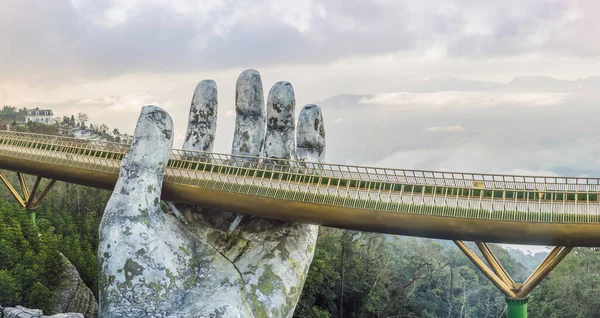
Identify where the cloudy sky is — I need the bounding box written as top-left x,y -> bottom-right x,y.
3,0 -> 600,177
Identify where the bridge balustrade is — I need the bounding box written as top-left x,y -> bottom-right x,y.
1,130 -> 600,224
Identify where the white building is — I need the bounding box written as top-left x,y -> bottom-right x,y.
25,108 -> 54,124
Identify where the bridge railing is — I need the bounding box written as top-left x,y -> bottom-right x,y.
2,130 -> 600,223
1,130 -> 600,193
0,131 -> 123,174
163,149 -> 600,223
0,130 -> 130,152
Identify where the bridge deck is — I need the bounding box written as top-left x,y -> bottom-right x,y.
1,131 -> 600,246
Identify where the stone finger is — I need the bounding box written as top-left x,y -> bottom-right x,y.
231,69 -> 265,161
183,80 -> 218,153
263,81 -> 296,162
296,104 -> 326,163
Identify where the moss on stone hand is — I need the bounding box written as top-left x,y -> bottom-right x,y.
256,264 -> 282,295
124,258 -> 145,281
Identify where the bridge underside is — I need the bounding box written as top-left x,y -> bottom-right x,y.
1,154 -> 599,247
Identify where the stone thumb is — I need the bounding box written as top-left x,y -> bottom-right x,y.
101,105 -> 173,225
99,106 -> 192,316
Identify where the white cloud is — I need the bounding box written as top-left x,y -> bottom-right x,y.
499,169 -> 559,177
4,0 -> 600,82
269,0 -> 323,33
48,93 -> 181,142
79,93 -> 168,113
425,125 -> 464,132
362,139 -> 600,177
71,0 -> 228,28
359,91 -> 568,109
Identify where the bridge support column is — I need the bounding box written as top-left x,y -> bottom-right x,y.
506,298 -> 528,318
0,172 -> 56,225
28,210 -> 36,225
454,240 -> 572,318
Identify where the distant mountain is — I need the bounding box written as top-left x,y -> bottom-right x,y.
506,75 -> 600,92
317,94 -> 372,108
394,76 -> 502,92
504,246 -> 549,273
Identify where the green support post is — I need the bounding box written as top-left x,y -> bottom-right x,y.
28,210 -> 36,226
506,298 -> 528,318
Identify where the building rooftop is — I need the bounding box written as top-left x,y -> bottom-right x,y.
25,108 -> 53,116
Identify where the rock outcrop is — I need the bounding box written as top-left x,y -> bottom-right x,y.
1,305 -> 83,318
98,70 -> 326,317
48,254 -> 97,318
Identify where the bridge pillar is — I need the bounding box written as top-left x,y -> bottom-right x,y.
454,240 -> 572,318
506,298 -> 528,318
0,172 -> 56,225
28,209 -> 36,225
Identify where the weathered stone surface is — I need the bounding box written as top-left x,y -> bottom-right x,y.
231,69 -> 265,158
98,106 -> 253,317
178,210 -> 318,317
2,306 -> 42,318
183,80 -> 218,153
99,71 -> 327,317
263,81 -> 296,161
1,305 -> 83,318
98,106 -> 193,317
296,104 -> 326,163
48,253 -> 97,318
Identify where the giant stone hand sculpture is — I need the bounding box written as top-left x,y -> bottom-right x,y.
98,69 -> 326,317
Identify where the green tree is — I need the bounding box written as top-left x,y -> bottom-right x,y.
295,231 -> 529,318
77,113 -> 89,129
24,281 -> 52,312
529,248 -> 600,318
112,128 -> 121,142
0,269 -> 22,306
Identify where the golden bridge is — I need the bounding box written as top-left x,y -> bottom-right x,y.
0,130 -> 595,315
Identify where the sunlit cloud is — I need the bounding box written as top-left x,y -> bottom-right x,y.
359,92 -> 568,109
425,125 -> 464,132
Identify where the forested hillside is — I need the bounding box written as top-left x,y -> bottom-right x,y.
293,230 -> 600,317
294,229 -> 524,317
0,175 -> 109,312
